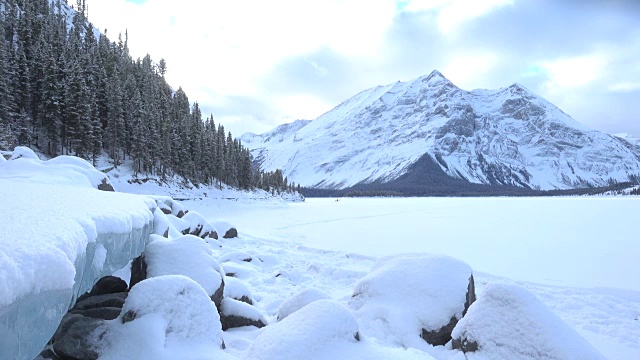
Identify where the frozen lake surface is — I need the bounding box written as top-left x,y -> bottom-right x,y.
189,197 -> 640,292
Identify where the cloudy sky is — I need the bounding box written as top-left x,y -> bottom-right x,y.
76,0 -> 640,137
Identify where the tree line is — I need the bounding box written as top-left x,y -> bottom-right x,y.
0,0 -> 294,193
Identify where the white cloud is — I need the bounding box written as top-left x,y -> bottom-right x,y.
442,52 -> 499,89
402,0 -> 514,34
539,54 -> 608,91
78,0 -> 396,135
608,81 -> 640,93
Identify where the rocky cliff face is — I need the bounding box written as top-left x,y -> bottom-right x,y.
241,71 -> 640,190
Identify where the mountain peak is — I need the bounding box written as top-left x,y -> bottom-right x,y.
428,69 -> 445,79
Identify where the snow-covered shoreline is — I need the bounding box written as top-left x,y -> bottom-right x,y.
2,149 -> 638,359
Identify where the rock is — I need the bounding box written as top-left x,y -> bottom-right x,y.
97,178 -> 115,192
72,292 -> 127,311
350,253 -> 475,347
52,317 -> 108,360
223,228 -> 238,238
421,274 -> 475,345
129,254 -> 147,288
50,314 -> 84,344
223,277 -> 254,305
77,276 -> 127,302
201,229 -> 219,240
145,235 -> 224,299
116,275 -> 225,348
69,307 -> 122,320
451,283 -> 606,359
213,221 -> 238,239
176,210 -> 186,218
181,211 -> 218,239
220,298 -> 267,330
211,277 -> 225,310
276,288 -> 331,321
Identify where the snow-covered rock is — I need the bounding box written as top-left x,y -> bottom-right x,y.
276,288 -> 331,321
145,234 -> 224,302
350,253 -> 475,347
451,282 -> 605,360
181,211 -> 219,239
101,275 -> 225,359
223,276 -> 255,305
246,299 -> 360,360
242,70 -> 640,191
0,152 -> 156,360
214,221 -> 238,238
219,297 -> 267,330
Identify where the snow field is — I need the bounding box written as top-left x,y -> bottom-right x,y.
186,197 -> 640,359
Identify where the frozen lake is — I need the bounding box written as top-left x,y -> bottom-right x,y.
188,197 -> 640,292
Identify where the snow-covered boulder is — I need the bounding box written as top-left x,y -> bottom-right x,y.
223,276 -> 255,305
219,298 -> 267,330
145,234 -> 224,306
214,221 -> 238,238
247,299 -> 359,360
451,283 -> 605,360
221,261 -> 257,279
101,275 -> 225,359
219,250 -> 255,264
8,146 -> 39,160
350,253 -> 475,347
182,211 -> 219,239
276,288 -> 331,321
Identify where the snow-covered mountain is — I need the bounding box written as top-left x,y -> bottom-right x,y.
241,71 -> 640,190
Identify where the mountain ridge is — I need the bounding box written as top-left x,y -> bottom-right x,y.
241,71 -> 640,192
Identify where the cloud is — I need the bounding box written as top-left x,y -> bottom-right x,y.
76,0 -> 640,138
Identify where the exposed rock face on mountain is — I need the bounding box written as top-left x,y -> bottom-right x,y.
241,71 -> 640,191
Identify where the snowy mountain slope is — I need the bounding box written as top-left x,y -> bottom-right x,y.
242,71 -> 640,190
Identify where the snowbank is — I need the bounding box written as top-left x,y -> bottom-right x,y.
0,151 -> 156,360
451,282 -> 606,360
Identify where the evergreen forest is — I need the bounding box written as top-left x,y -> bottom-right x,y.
0,0 -> 296,193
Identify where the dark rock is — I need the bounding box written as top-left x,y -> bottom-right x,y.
72,292 -> 127,311
52,318 -> 108,360
201,230 -> 219,240
223,228 -> 238,239
121,309 -> 136,324
421,316 -> 458,346
464,274 -> 476,316
50,314 -> 85,344
220,314 -> 266,331
163,228 -> 169,238
70,307 -> 122,320
420,275 -> 475,346
78,276 -> 127,301
452,338 -> 479,352
37,349 -> 61,360
130,254 -> 147,288
236,295 -> 253,305
211,278 -> 225,310
97,178 -> 115,192
176,210 -> 186,218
